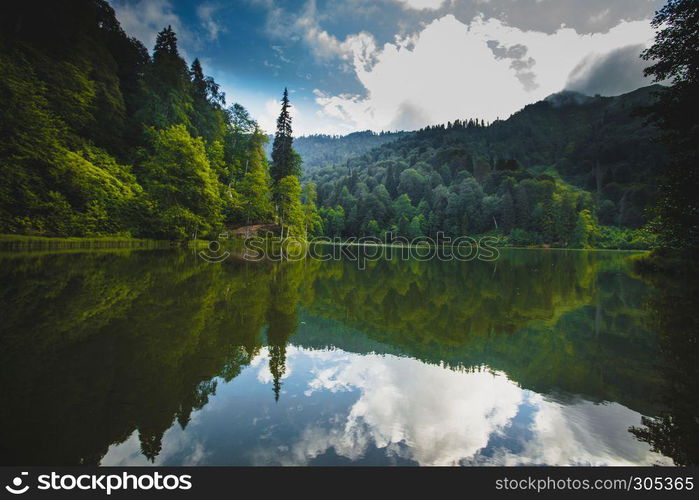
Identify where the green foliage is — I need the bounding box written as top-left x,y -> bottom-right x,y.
0,2 -> 311,239
270,88 -> 300,186
135,125 -> 223,239
301,182 -> 323,236
234,130 -> 273,225
309,87 -> 666,248
571,209 -> 597,248
277,176 -> 305,236
320,205 -> 345,236
640,0 -> 699,250
275,130 -> 406,174
139,25 -> 194,132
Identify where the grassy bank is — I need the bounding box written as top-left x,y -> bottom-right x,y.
0,234 -> 174,251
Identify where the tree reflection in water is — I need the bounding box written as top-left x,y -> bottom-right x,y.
0,248 -> 694,464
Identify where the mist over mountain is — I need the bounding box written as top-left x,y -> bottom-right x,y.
266,130 -> 408,174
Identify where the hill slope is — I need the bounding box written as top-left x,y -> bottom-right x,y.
308,85 -> 666,248
267,130 -> 407,174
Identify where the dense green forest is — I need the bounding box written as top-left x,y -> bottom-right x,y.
300,0 -> 699,255
0,1 -> 309,240
1,0 -> 697,252
307,86 -> 667,249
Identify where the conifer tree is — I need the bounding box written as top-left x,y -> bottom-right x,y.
189,58 -> 226,142
153,25 -> 179,58
270,88 -> 305,234
142,26 -> 193,130
190,58 -> 207,100
270,88 -> 301,189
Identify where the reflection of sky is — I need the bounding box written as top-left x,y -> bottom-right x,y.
101,346 -> 671,466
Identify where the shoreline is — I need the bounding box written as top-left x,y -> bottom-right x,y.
0,233 -> 651,253
0,234 -> 174,251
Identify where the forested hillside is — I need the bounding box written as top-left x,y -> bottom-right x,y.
309,86 -> 667,248
0,1 -> 306,240
268,130 -> 406,174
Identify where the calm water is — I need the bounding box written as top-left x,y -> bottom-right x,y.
0,247 -> 695,465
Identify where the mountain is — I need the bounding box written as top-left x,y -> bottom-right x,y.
308,85 -> 667,248
267,130 -> 407,173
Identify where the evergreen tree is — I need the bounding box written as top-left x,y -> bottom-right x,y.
190,58 -> 207,100
270,88 -> 300,187
153,25 -> 179,57
139,25 -> 193,130
641,0 -> 699,250
189,58 -> 226,142
385,163 -> 399,198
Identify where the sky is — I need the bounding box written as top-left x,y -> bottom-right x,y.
110,0 -> 665,136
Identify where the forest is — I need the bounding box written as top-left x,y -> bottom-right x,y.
1,0 -> 697,254
306,86 -> 666,249
0,0 -> 698,468
301,0 -> 698,254
270,130 -> 407,173
0,1 -> 311,240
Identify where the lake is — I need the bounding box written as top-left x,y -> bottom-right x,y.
0,246 -> 692,465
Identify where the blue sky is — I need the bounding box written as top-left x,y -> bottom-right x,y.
111,0 -> 665,135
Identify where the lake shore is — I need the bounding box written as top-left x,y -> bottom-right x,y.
1,233 -> 650,254
0,234 -> 174,251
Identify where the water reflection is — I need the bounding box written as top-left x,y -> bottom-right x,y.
102,347 -> 669,466
629,264 -> 699,466
0,248 -> 694,465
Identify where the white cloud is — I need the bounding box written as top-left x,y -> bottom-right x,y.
253,346 -> 294,383
112,0 -> 190,53
249,92 -> 357,137
264,0 -> 376,67
565,44 -> 659,96
102,417 -> 208,466
197,3 -> 224,41
251,348 -> 669,466
313,14 -> 655,131
394,0 -> 446,10
497,396 -> 671,466
100,347 -> 672,466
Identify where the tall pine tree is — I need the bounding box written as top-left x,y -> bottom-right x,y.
270,88 -> 303,234
139,25 -> 193,130
270,88 -> 301,188
189,58 -> 226,143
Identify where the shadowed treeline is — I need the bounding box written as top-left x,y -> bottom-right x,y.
629,266 -> 699,465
